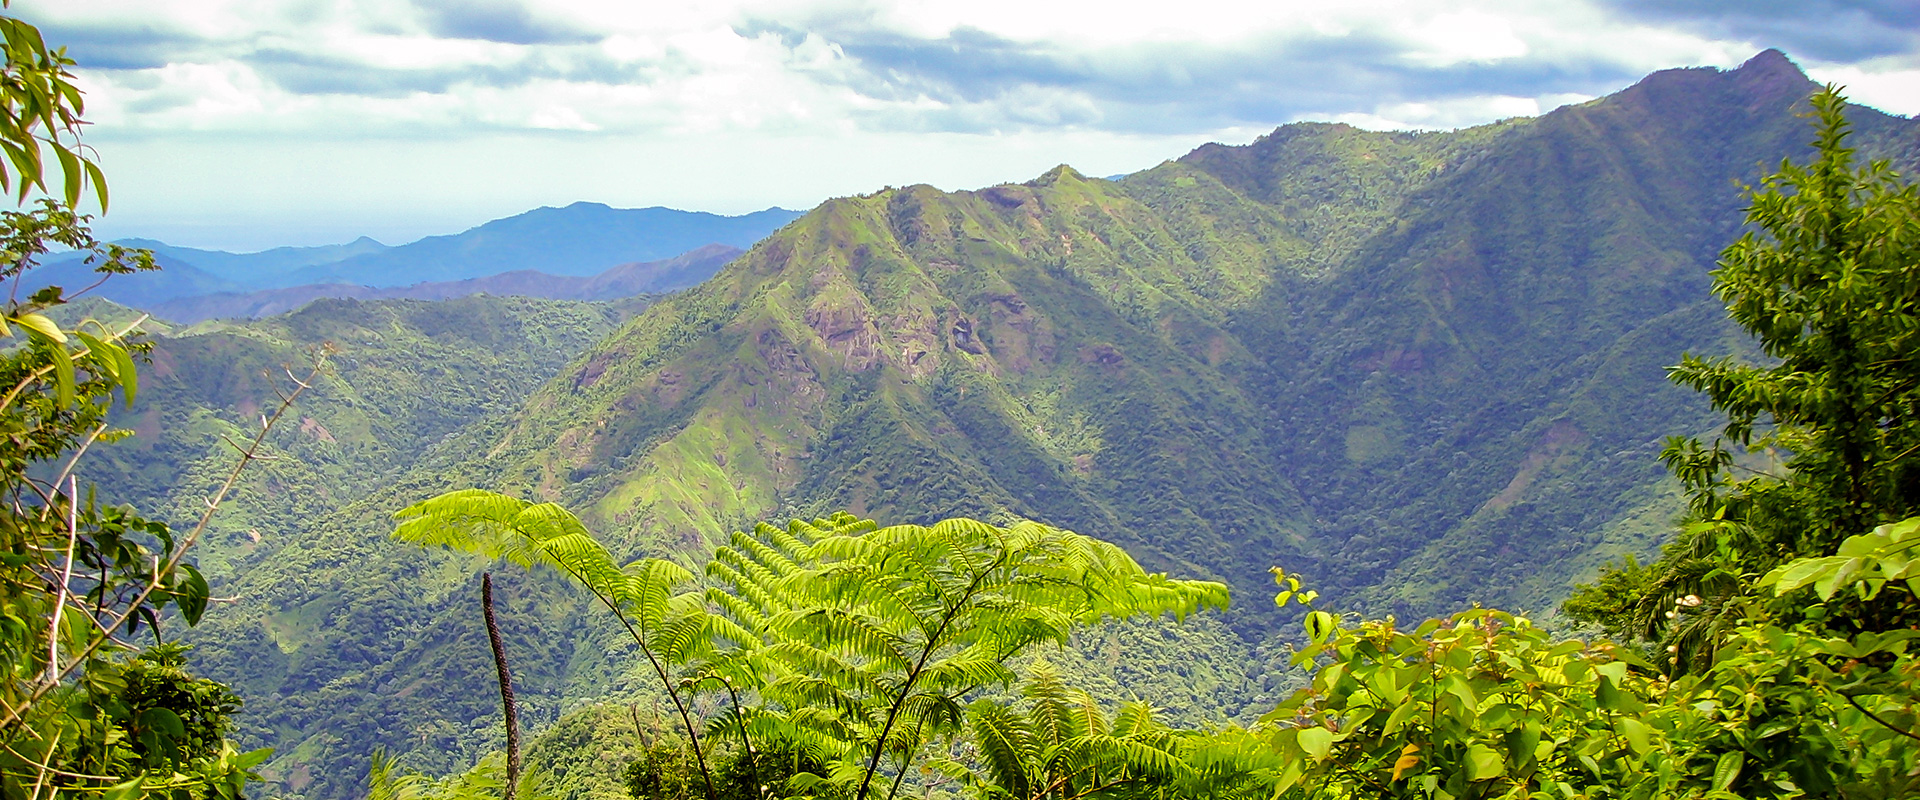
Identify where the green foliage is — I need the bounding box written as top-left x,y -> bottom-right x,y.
0,13 -> 104,208
0,90 -> 278,800
101,55 -> 1920,800
697,513 -> 1227,800
1664,87 -> 1920,551
0,11 -> 283,795
369,750 -> 551,800
0,203 -> 277,799
1566,85 -> 1920,664
944,662 -> 1199,800
1253,588 -> 1920,799
391,496 -> 1230,800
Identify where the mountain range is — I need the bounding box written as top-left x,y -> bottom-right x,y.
66,49 -> 1920,799
142,244 -> 744,324
32,203 -> 801,318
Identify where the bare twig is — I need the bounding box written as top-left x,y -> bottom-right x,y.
0,351 -> 327,731
43,477 -> 77,683
25,728 -> 59,800
482,573 -> 521,800
1846,694 -> 1920,743
47,424 -> 107,509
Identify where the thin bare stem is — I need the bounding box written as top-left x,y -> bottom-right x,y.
482,573 -> 521,800
25,728 -> 59,800
0,351 -> 326,731
43,476 -> 77,683
1846,694 -> 1920,743
47,423 -> 106,506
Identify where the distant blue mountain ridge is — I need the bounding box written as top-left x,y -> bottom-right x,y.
28,202 -> 803,318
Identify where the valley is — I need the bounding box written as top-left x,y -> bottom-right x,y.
57,49 -> 1920,797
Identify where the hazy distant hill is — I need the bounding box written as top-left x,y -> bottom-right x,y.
26,251 -> 243,303
33,203 -> 801,310
145,243 -> 744,323
120,236 -> 393,285
77,50 -> 1920,799
285,203 -> 802,287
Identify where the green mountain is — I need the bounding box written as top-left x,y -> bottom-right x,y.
79,50 -> 1920,798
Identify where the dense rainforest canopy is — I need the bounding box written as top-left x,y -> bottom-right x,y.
1,4 -> 1918,800
381,86 -> 1920,799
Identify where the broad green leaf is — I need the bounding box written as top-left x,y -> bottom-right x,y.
141,706 -> 187,740
85,157 -> 108,210
71,330 -> 114,381
1595,661 -> 1628,684
1712,751 -> 1743,792
1616,718 -> 1650,754
1297,726 -> 1333,761
1305,610 -> 1337,643
1467,743 -> 1504,780
55,142 -> 79,207
1814,556 -> 1866,600
102,778 -> 143,800
13,311 -> 64,342
1382,700 -> 1421,735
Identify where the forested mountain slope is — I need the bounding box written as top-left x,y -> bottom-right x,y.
102,50 -> 1920,797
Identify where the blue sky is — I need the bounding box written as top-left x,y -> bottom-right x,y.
24,0 -> 1920,252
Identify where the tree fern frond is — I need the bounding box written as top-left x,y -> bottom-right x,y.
968,700 -> 1038,799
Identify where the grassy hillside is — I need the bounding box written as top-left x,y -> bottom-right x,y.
83,51 -> 1920,799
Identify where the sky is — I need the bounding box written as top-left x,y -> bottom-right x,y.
21,0 -> 1920,252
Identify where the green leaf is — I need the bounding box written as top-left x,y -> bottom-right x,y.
12,311 -> 64,343
1713,750 -> 1743,792
54,143 -> 79,208
1382,700 -> 1421,735
1466,744 -> 1504,781
112,338 -> 137,406
102,778 -> 143,800
1297,726 -> 1333,761
237,746 -> 274,770
1814,556 -> 1867,600
1616,718 -> 1650,754
141,706 -> 187,740
1304,610 -> 1337,643
48,341 -> 74,409
84,157 -> 108,211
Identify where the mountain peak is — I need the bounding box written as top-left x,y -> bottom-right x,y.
1730,48 -> 1816,108
1031,164 -> 1087,187
1737,48 -> 1801,78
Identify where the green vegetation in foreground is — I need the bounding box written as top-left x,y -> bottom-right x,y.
388,86 -> 1920,800
93,50 -> 1920,795
0,8 -> 287,798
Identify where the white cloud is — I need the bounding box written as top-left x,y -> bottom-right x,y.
1807,59 -> 1920,119
22,0 -> 1920,249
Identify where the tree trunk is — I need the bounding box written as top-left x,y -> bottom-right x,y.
483,573 -> 521,800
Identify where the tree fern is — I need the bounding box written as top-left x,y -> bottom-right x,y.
392,490 -> 721,800
697,514 -> 1228,800
391,498 -> 1229,800
959,664 -> 1209,800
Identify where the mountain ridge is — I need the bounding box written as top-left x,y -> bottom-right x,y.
31,204 -> 804,313
143,243 -> 745,323
285,203 -> 803,287
70,50 -> 1920,799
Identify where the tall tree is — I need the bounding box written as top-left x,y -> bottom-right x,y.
0,6 -> 298,799
1566,85 -> 1920,660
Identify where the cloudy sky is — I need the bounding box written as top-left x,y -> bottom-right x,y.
22,0 -> 1920,252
